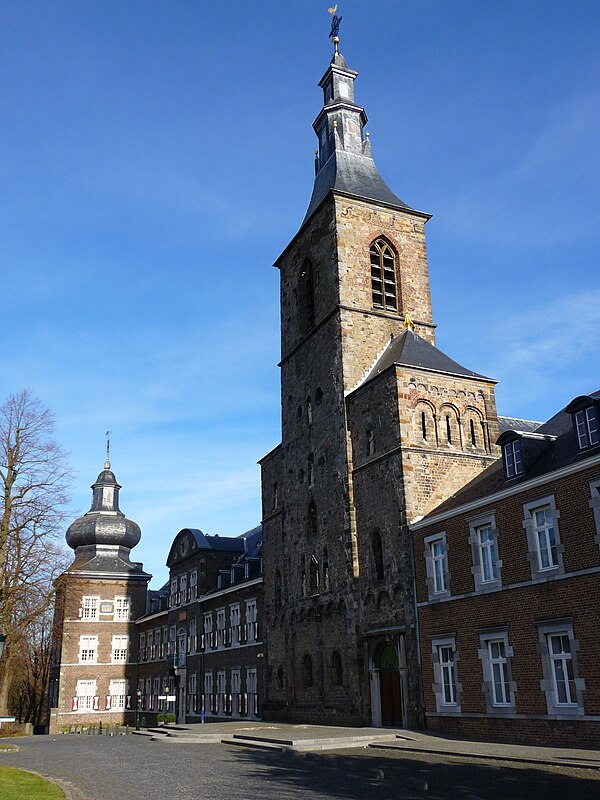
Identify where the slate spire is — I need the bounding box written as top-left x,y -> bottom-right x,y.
304,40 -> 416,224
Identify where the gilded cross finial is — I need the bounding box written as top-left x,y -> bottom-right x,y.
328,5 -> 342,54
403,311 -> 414,331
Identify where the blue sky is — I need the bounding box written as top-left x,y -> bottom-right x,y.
2,1 -> 599,587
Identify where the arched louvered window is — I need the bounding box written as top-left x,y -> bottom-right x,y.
370,239 -> 398,311
299,259 -> 315,333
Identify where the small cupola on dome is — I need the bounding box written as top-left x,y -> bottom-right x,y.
65,459 -> 145,574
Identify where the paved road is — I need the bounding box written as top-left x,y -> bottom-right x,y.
3,735 -> 600,800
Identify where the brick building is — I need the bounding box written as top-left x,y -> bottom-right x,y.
259,38 -> 503,728
412,392 -> 600,745
50,470 -> 263,730
135,526 -> 263,726
48,461 -> 151,732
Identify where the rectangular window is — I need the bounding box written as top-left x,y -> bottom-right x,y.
424,532 -> 450,600
246,600 -> 258,641
537,621 -> 584,716
170,578 -> 178,606
438,645 -> 457,705
488,639 -> 511,706
533,506 -> 558,570
431,540 -> 447,594
111,635 -> 128,663
190,570 -> 198,598
76,679 -> 97,710
478,525 -> 498,583
230,604 -> 240,645
478,631 -> 514,712
114,597 -> 130,621
503,440 -> 523,478
548,633 -> 577,706
79,635 -> 98,663
523,496 -> 563,580
576,407 -> 599,449
109,679 -> 127,710
82,596 -> 99,620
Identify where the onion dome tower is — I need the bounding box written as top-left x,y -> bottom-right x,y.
65,459 -> 149,577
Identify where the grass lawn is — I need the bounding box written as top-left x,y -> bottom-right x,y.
0,765 -> 64,798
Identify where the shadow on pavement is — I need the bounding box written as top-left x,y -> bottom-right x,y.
225,744 -> 600,800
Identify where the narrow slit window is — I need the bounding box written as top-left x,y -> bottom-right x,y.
446,415 -> 452,444
370,239 -> 398,311
421,411 -> 427,440
470,419 -> 476,446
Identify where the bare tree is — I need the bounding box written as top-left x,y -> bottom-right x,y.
0,390 -> 71,715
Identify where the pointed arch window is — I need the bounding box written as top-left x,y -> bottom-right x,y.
299,259 -> 315,333
302,654 -> 313,688
370,239 -> 398,311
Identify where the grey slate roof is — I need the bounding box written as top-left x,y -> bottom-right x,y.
420,389 -> 600,518
361,329 -> 493,387
497,416 -> 543,435
303,149 -> 415,225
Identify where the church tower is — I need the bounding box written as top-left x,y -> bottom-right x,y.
260,31 -> 500,727
48,460 -> 151,732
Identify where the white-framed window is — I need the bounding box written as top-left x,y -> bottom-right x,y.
589,479 -> 600,550
469,514 -> 501,591
111,635 -> 128,663
246,599 -> 258,641
575,406 -> 599,449
217,608 -> 226,647
170,578 -> 178,606
109,679 -> 127,710
169,625 -> 176,655
190,569 -> 198,598
114,596 -> 130,621
188,673 -> 197,713
523,496 -> 564,580
81,596 -> 99,620
76,679 -> 97,710
180,573 -> 188,601
424,533 -> 450,600
431,636 -> 460,712
79,635 -> 98,664
247,667 -> 258,716
204,671 -> 213,713
503,440 -> 523,478
189,618 -> 197,653
230,604 -> 240,645
478,631 -> 515,712
536,621 -> 585,716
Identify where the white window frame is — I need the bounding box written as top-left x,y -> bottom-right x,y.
503,439 -> 523,478
246,599 -> 257,641
81,596 -> 99,621
431,635 -> 460,712
478,630 -> 515,712
114,596 -> 130,621
575,406 -> 599,449
79,635 -> 98,664
111,635 -> 128,664
523,496 -> 564,580
230,604 -> 240,646
76,679 -> 97,711
589,478 -> 600,551
424,532 -> 450,600
468,513 -> 502,592
109,679 -> 127,710
536,621 -> 585,716
190,569 -> 198,599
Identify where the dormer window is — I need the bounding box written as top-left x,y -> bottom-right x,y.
575,406 -> 599,449
503,439 -> 523,478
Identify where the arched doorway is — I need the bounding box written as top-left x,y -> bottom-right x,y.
378,643 -> 404,727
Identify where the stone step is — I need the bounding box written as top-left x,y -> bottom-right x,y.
223,737 -> 285,752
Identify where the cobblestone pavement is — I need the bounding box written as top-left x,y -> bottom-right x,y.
2,735 -> 600,800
